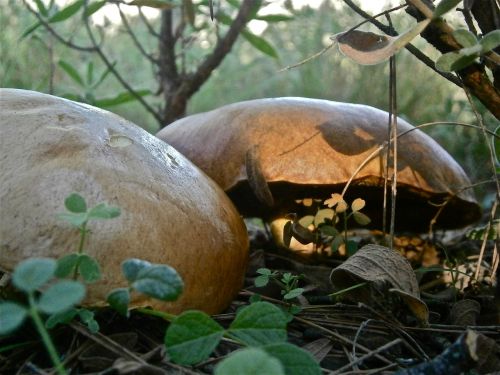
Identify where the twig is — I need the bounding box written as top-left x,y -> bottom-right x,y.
82,0 -> 162,123
117,3 -> 159,64
293,316 -> 394,365
138,7 -> 160,38
278,44 -> 334,72
330,338 -> 403,375
23,0 -> 96,52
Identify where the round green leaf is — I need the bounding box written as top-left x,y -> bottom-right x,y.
79,255 -> 101,283
88,203 -> 121,220
13,258 -> 56,293
263,342 -> 321,375
215,347 -> 285,375
352,211 -> 371,226
37,280 -> 85,314
452,29 -> 477,48
165,310 -> 225,365
64,193 -> 87,213
132,264 -> 183,301
318,225 -> 338,237
298,215 -> 314,228
107,288 -> 130,317
122,258 -> 152,282
45,308 -> 79,329
0,302 -> 28,335
434,0 -> 461,18
254,275 -> 270,288
283,288 -> 304,300
228,302 -> 288,346
55,253 -> 80,278
480,30 -> 500,53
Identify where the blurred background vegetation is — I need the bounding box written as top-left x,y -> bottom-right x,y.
1,0 -> 497,205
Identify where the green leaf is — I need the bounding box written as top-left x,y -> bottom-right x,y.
20,21 -> 42,39
45,308 -> 79,329
122,258 -> 152,282
352,211 -> 371,226
38,280 -> 86,314
283,288 -> 304,300
132,265 -> 184,301
64,193 -> 87,213
256,268 -> 272,276
215,347 -> 285,375
480,30 -> 500,53
434,0 -> 461,18
34,0 -> 49,17
84,0 -> 106,18
87,203 -> 121,220
128,0 -> 177,9
78,308 -> 99,333
107,288 -> 130,317
165,310 -> 225,365
94,90 -> 151,108
86,62 -> 94,85
55,253 -> 80,278
256,14 -> 293,22
350,198 -> 366,212
330,235 -> 344,252
263,342 -> 321,375
13,258 -> 56,293
318,225 -> 338,237
228,302 -> 288,346
452,29 -> 477,48
56,212 -> 88,227
254,275 -> 270,287
79,255 -> 101,283
435,51 -> 478,72
241,30 -> 278,59
92,62 -> 115,88
0,302 -> 28,335
49,0 -> 84,23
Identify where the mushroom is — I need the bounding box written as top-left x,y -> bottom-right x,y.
0,89 -> 249,314
156,97 -> 480,231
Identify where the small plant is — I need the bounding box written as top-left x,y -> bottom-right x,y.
284,194 -> 371,256
0,258 -> 85,375
254,268 -> 304,314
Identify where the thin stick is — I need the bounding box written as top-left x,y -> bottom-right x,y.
330,338 -> 403,375
389,55 -> 398,249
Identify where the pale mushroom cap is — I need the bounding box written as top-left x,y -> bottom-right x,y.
157,97 -> 480,230
0,88 -> 249,314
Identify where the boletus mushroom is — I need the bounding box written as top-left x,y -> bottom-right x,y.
0,89 -> 248,314
156,97 -> 480,231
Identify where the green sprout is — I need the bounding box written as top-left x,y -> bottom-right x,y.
284,194 -> 371,256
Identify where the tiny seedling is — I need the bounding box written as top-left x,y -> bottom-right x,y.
284,194 -> 371,256
255,268 -> 305,313
55,192 -> 121,283
0,258 -> 85,375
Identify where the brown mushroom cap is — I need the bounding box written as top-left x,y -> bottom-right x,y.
0,89 -> 249,314
157,97 -> 480,230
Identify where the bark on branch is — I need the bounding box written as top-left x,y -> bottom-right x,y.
159,0 -> 258,127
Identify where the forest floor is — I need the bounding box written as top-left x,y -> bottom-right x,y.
1,223 -> 499,374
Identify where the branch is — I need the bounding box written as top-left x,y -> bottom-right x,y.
343,0 -> 462,87
404,1 -> 500,120
180,0 -> 258,98
23,0 -> 96,52
117,4 -> 159,65
82,1 -> 162,123
138,7 -> 160,38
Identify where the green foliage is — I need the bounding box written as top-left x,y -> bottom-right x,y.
214,347 -> 285,375
165,310 -> 225,365
163,301 -> 320,373
284,195 -> 370,256
106,258 -> 184,317
436,29 -> 500,72
255,268 -> 305,305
